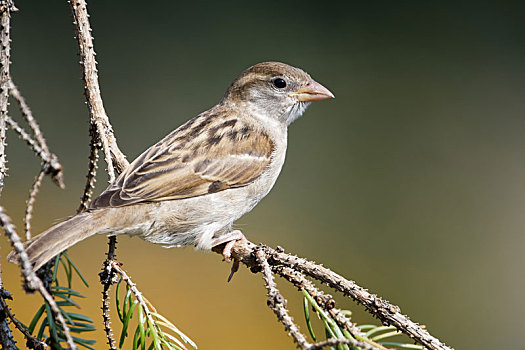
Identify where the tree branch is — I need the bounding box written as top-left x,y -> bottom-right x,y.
0,0 -> 16,195
215,240 -> 454,350
77,127 -> 99,213
0,280 -> 16,350
308,338 -> 372,350
23,170 -> 44,240
8,80 -> 50,154
107,259 -> 159,342
253,246 -> 310,348
274,265 -> 383,350
0,283 -> 47,349
68,2 -> 129,344
100,236 -> 118,350
8,79 -> 64,188
68,0 -> 128,182
268,248 -> 452,350
4,114 -> 64,188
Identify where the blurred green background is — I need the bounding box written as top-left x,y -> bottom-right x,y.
1,1 -> 524,349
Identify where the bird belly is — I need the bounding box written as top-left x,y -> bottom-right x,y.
137,187 -> 260,249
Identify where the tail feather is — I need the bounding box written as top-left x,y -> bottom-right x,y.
7,212 -> 101,271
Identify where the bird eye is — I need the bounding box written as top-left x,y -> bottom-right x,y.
272,78 -> 287,89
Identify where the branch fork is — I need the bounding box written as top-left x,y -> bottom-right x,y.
217,241 -> 454,350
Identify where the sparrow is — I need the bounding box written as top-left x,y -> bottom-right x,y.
8,62 -> 334,275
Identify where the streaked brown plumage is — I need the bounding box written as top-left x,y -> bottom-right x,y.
8,62 -> 334,272
91,113 -> 275,207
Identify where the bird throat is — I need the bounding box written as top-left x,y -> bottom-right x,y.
284,101 -> 310,125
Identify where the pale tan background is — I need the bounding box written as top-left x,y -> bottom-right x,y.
1,1 -> 525,349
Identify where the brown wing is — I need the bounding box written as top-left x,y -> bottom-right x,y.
90,112 -> 275,209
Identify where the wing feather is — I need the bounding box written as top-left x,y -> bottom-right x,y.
90,113 -> 274,209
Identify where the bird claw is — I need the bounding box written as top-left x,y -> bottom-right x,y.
222,239 -> 238,262
210,230 -> 246,281
227,260 -> 240,282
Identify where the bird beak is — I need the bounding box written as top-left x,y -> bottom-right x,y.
289,79 -> 335,102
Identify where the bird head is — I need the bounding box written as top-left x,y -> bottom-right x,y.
224,62 -> 334,125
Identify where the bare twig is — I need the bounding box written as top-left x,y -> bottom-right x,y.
216,240 -> 453,350
0,206 -> 78,349
68,3 -> 129,347
100,236 -> 117,350
274,265 -> 382,350
0,0 -> 16,195
252,252 -> 379,349
5,115 -> 49,164
308,338 -> 370,350
77,130 -> 99,213
266,247 -> 453,350
0,276 -> 16,350
8,80 -> 49,154
68,0 -> 128,181
108,260 -> 158,340
7,79 -> 64,187
254,247 -> 310,349
0,285 -> 47,349
5,115 -> 64,188
24,170 -> 44,240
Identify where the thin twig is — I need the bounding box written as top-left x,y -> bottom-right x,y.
8,80 -> 49,154
0,0 -> 16,195
0,286 -> 47,349
69,4 -> 130,348
0,7 -> 17,348
274,265 -> 383,350
265,247 -> 453,350
0,276 -> 16,350
5,116 -> 47,163
68,0 -> 128,182
77,131 -> 99,213
108,260 -> 159,342
308,338 -> 371,350
5,115 -> 64,188
100,236 -> 117,350
0,206 -> 78,349
216,240 -> 453,350
24,170 -> 44,240
7,78 -> 64,187
253,247 -> 310,349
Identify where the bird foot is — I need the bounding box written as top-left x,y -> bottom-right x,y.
210,230 -> 246,282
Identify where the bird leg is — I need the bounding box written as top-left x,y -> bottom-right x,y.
211,229 -> 246,262
210,230 -> 246,281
